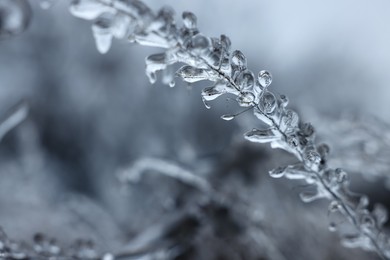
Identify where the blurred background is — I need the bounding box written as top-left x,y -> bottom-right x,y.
0,0 -> 390,259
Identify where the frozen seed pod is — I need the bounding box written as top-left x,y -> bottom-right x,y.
258,70 -> 272,88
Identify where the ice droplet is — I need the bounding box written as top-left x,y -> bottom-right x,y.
182,11 -> 197,29
258,70 -> 272,88
92,15 -> 113,54
169,81 -> 176,87
230,50 -> 247,70
244,128 -> 280,143
221,114 -> 235,121
259,91 -> 277,114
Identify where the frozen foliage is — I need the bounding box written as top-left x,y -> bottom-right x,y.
310,111 -> 390,189
68,0 -> 390,259
0,0 -> 31,38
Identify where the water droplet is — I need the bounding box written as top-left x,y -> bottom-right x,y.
221,114 -> 235,121
244,128 -> 280,143
182,11 -> 197,29
230,50 -> 247,71
258,70 -> 272,88
269,166 -> 286,178
259,91 -> 277,114
92,15 -> 113,54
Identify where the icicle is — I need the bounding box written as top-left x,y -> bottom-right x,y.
145,53 -> 167,84
92,14 -> 114,54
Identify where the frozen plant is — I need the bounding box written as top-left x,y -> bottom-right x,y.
66,0 -> 390,259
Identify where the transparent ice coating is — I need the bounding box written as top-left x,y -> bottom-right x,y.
69,0 -> 390,259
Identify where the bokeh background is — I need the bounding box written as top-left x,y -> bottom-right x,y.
1,0 -> 390,259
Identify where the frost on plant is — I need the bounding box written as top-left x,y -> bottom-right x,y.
68,0 -> 390,259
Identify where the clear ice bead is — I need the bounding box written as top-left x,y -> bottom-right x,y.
258,70 -> 272,88
230,50 -> 247,71
259,91 -> 277,114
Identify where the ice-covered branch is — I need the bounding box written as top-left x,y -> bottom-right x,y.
69,0 -> 390,258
